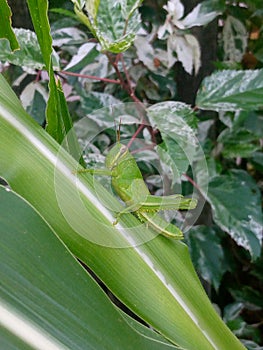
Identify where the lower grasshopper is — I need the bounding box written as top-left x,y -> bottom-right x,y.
79,141 -> 197,239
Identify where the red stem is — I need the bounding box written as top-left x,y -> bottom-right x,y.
183,173 -> 203,195
60,70 -> 120,84
127,122 -> 146,148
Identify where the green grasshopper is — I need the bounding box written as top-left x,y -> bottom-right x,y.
79,138 -> 197,239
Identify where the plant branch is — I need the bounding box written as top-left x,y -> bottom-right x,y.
59,70 -> 121,84
127,122 -> 146,149
183,173 -> 203,196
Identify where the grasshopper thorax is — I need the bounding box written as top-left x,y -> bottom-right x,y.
105,143 -> 129,170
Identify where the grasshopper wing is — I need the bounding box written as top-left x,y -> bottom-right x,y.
140,194 -> 197,211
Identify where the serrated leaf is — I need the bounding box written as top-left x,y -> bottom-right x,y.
196,69 -> 263,111
207,170 -> 262,260
147,102 -> 198,177
72,0 -> 143,53
0,0 -> 19,51
187,226 -> 228,291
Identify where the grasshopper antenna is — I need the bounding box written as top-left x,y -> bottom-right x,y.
115,118 -> 121,143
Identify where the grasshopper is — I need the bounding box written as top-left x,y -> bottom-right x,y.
79,138 -> 197,239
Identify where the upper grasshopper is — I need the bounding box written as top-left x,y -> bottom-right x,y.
78,126 -> 197,239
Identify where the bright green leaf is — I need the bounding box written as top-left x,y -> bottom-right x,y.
196,69 -> 263,111
26,0 -> 83,164
72,0 -> 143,53
0,74 -> 246,350
0,0 -> 19,51
207,170 -> 262,260
0,186 -> 174,349
26,0 -> 53,71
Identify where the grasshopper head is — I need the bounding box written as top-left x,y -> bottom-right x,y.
105,143 -> 128,170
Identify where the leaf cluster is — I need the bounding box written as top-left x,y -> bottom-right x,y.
0,0 -> 262,349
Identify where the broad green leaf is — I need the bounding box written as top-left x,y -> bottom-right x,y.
0,0 -> 19,51
0,28 -> 59,70
72,0 -> 143,53
147,102 -> 198,177
218,128 -> 261,158
207,170 -> 262,260
187,226 -> 228,291
196,69 -> 263,111
0,74 -> 246,350
26,0 -> 53,71
0,186 -> 173,349
49,7 -> 79,20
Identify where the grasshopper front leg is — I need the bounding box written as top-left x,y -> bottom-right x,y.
76,168 -> 112,176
